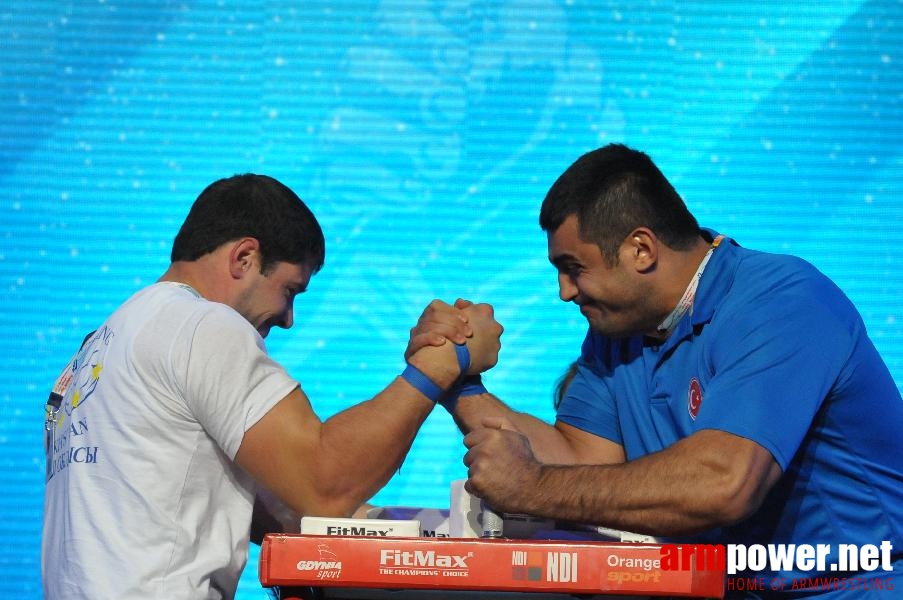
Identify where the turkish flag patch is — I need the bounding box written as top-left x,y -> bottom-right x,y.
687,378 -> 703,421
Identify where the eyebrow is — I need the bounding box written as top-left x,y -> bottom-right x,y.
549,254 -> 582,271
549,252 -> 578,268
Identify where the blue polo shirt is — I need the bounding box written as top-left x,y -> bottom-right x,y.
556,233 -> 903,592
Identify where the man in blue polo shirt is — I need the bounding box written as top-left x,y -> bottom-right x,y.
421,144 -> 902,596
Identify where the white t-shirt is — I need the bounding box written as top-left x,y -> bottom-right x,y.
42,282 -> 299,599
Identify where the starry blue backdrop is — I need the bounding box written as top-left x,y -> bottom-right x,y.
2,1 -> 901,597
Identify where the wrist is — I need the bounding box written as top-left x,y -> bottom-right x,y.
402,342 -> 472,403
438,374 -> 487,414
407,342 -> 461,390
521,463 -> 549,516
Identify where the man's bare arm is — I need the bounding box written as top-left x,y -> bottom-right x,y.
237,380 -> 435,518
236,302 -> 503,518
464,426 -> 782,537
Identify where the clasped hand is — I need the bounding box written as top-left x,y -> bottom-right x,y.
463,417 -> 542,515
406,299 -> 503,376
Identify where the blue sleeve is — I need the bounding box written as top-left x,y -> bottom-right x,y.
694,272 -> 856,470
555,333 -> 622,444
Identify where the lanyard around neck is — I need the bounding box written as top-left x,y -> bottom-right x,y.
655,235 -> 724,338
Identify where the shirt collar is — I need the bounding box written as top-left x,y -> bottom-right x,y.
648,229 -> 737,349
687,228 -> 738,329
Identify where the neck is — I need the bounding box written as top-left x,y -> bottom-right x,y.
648,237 -> 717,338
668,238 -> 715,303
158,260 -> 221,303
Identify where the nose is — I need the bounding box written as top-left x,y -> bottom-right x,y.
558,273 -> 578,302
280,303 -> 294,329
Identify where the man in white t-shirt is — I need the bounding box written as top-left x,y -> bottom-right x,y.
41,174 -> 503,599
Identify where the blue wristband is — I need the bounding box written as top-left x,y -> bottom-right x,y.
400,363 -> 443,403
401,342 -> 473,403
458,375 -> 488,397
439,375 -> 488,414
454,342 -> 471,373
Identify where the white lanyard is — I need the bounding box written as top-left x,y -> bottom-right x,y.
656,235 -> 724,338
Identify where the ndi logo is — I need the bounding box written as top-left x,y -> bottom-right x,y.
546,552 -> 578,583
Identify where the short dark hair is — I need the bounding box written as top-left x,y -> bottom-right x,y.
539,144 -> 700,263
171,174 -> 325,274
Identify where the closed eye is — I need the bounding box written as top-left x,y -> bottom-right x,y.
559,262 -> 582,278
551,254 -> 582,278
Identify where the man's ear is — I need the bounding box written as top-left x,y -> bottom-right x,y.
228,237 -> 261,279
624,228 -> 658,273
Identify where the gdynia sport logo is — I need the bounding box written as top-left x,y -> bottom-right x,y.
660,541 -> 895,593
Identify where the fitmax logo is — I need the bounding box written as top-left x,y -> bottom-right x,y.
326,526 -> 392,536
379,550 -> 471,568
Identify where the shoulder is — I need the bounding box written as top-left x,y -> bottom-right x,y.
730,243 -> 822,284
184,300 -> 262,352
130,284 -> 263,357
717,242 -> 854,314
579,329 -> 644,375
713,244 -> 864,341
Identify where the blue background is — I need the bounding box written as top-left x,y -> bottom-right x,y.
3,1 -> 901,597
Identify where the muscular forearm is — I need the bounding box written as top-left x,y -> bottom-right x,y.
307,380 -> 436,515
523,459 -> 727,536
301,342 -> 464,515
468,429 -> 781,537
